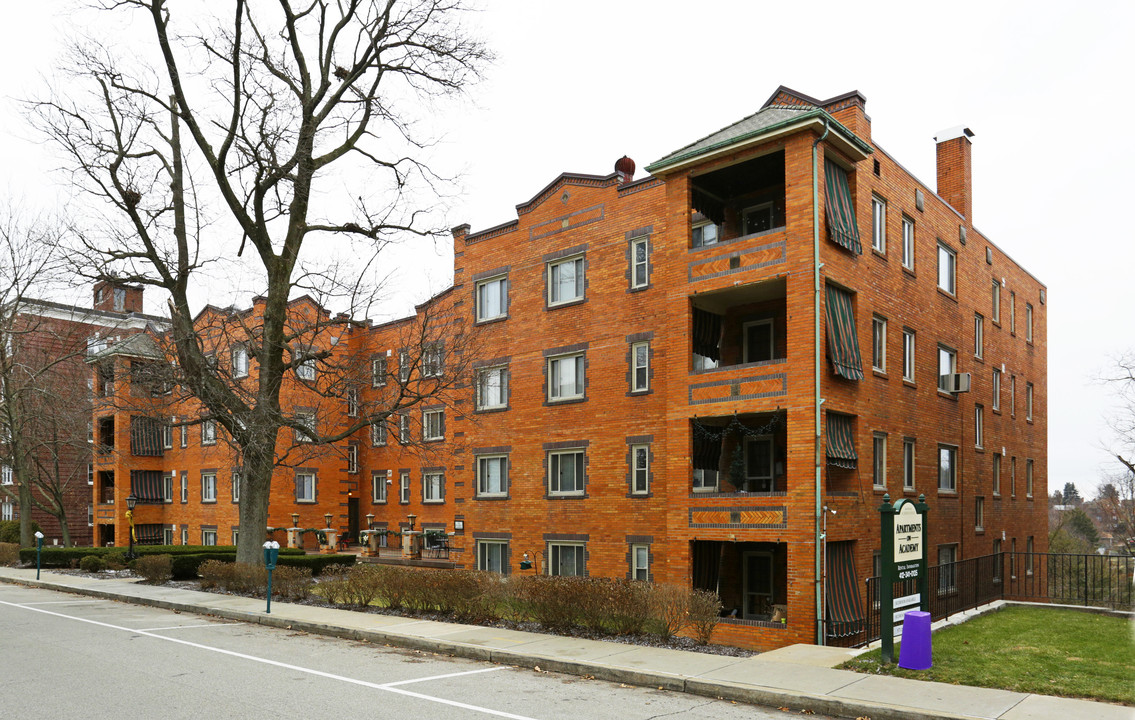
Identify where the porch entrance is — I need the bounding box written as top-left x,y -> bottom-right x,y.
693,540 -> 788,621
347,497 -> 359,544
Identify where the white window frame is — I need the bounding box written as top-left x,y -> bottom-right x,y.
974,313 -> 984,359
88,504 -> 94,527
903,438 -> 915,490
938,346 -> 957,392
398,414 -> 410,444
975,405 -> 984,448
422,409 -> 444,441
547,542 -> 585,577
631,544 -> 649,581
975,496 -> 985,531
548,448 -> 585,496
232,347 -> 249,379
938,445 -> 957,492
294,413 -> 315,443
992,280 -> 1001,323
631,341 -> 649,392
1026,459 -> 1034,497
547,255 -> 585,306
901,216 -> 915,270
871,195 -> 886,253
296,472 -> 315,503
87,463 -> 95,486
871,316 -> 887,372
691,220 -> 719,248
902,329 -> 915,382
163,474 -> 173,503
992,369 -> 1002,411
179,422 -> 187,448
476,275 -> 508,322
399,471 -> 411,504
873,433 -> 887,489
180,474 -> 188,503
1026,536 -> 1035,575
742,318 -> 774,364
937,243 -> 956,295
346,387 -> 358,417
631,444 -> 649,495
231,472 -> 240,502
423,343 -> 444,378
1011,375 -> 1017,416
201,419 -> 217,446
371,472 -> 387,503
201,473 -> 217,503
113,287 -> 126,312
993,453 -> 1002,496
630,236 -> 649,289
296,359 -> 316,381
693,468 -> 719,493
371,421 -> 387,447
423,472 -> 444,504
477,540 -> 508,574
0,501 -> 12,521
202,529 -> 217,547
162,421 -> 173,450
1026,382 -> 1034,421
346,444 -> 358,474
398,350 -> 411,383
372,356 -> 387,387
0,465 -> 12,485
1010,291 -> 1016,333
180,527 -> 188,545
476,455 -> 508,498
1025,303 -> 1034,342
547,353 -> 584,402
476,366 -> 508,410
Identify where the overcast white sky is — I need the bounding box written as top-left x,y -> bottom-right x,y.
1,1 -> 1132,497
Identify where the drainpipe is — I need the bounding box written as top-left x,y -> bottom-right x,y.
812,118 -> 830,645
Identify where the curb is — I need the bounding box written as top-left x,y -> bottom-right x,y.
0,574 -> 1011,720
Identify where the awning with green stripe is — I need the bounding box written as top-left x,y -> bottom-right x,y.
825,285 -> 864,380
825,540 -> 865,638
825,159 -> 861,254
826,412 -> 857,469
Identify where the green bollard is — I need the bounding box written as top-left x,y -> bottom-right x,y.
35,532 -> 44,580
262,540 -> 280,613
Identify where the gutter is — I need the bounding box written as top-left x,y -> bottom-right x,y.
813,119 -> 830,645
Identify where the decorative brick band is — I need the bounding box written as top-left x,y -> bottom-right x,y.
688,505 -> 787,529
688,373 -> 788,405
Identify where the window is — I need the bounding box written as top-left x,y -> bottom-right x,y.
476,366 -> 509,410
296,359 -> 316,381
938,346 -> 957,392
937,243 -> 956,294
399,471 -> 410,504
162,421 -> 173,450
202,529 -> 217,546
902,329 -> 915,382
692,221 -> 718,247
548,543 -> 585,576
548,449 -> 585,496
1025,303 -> 1034,342
938,544 -> 957,592
1011,456 -> 1017,496
346,445 -> 358,474
476,276 -> 508,322
180,473 -> 188,503
231,529 -> 239,545
477,540 -> 507,574
0,465 -> 11,485
903,438 -> 915,490
992,539 -> 1003,581
974,314 -> 984,359
975,405 -> 984,449
630,236 -> 649,289
1026,459 -> 1034,497
201,473 -> 217,503
901,216 -> 915,270
1026,536 -> 1034,575
87,463 -> 94,486
372,356 -> 387,386
742,319 -> 774,364
163,474 -> 173,503
201,419 -> 216,446
631,544 -> 649,581
477,455 -> 508,497
631,341 -> 649,392
295,413 -> 315,443
548,353 -> 584,402
548,255 -> 584,305
346,388 -> 358,417
423,343 -> 444,377
871,195 -> 886,253
0,502 -> 12,521
398,414 -> 410,444
422,409 -> 445,441
993,454 -> 1002,495
938,445 -> 957,491
371,472 -> 387,503
871,316 -> 886,372
631,444 -> 649,495
975,496 -> 985,531
693,468 -> 719,493
992,369 -> 1002,411
180,527 -> 188,545
398,350 -> 411,382
179,423 -> 187,448
423,472 -> 444,503
873,433 -> 887,489
296,472 -> 315,502
1026,382 -> 1034,421
991,280 -> 1001,323
232,347 -> 248,378
231,472 -> 240,502
113,287 -> 126,312
88,504 -> 94,527
743,436 -> 774,492
1011,375 -> 1017,416
371,421 -> 387,446
1010,291 -> 1016,333
742,201 -> 773,234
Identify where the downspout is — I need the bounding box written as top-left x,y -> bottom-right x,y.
813,119 -> 830,645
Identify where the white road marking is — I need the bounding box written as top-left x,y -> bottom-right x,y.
381,666 -> 507,687
17,600 -> 107,605
138,622 -> 243,631
1,600 -> 535,720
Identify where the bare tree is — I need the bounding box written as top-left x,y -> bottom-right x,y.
31,0 -> 488,562
1099,352 -> 1135,552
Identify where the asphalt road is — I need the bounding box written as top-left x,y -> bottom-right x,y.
0,584 -> 832,719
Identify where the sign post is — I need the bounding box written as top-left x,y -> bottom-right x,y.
879,493 -> 929,664
262,540 -> 280,614
34,531 -> 44,580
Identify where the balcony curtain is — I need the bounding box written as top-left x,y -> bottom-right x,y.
824,285 -> 864,380
135,523 -> 164,545
824,159 -> 861,254
692,188 -> 725,226
826,413 -> 858,469
692,308 -> 723,362
130,470 -> 165,504
130,416 -> 165,457
825,540 -> 865,638
692,541 -> 723,594
692,427 -> 723,472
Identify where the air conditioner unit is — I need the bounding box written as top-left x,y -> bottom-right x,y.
944,372 -> 971,393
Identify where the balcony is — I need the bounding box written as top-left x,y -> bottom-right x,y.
691,277 -> 787,379
690,412 -> 786,496
689,150 -> 786,251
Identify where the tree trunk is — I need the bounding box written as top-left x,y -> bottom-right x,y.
235,439 -> 275,564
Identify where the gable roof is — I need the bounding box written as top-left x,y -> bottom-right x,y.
85,331 -> 164,362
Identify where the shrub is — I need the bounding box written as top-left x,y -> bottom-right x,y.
271,565 -> 313,600
134,554 -> 173,584
104,551 -> 128,571
171,553 -> 240,580
687,588 -> 723,644
0,542 -> 20,566
516,575 -> 590,630
276,553 -> 355,575
606,579 -> 653,636
316,567 -> 352,605
0,519 -> 41,544
648,583 -> 690,641
79,555 -> 107,572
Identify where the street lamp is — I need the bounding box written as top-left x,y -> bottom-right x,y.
125,493 -> 138,561
323,512 -> 333,529
291,512 -> 300,528
365,513 -> 375,530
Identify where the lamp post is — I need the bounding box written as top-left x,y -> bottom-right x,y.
365,513 -> 375,530
34,531 -> 44,580
125,493 -> 138,561
323,512 -> 333,529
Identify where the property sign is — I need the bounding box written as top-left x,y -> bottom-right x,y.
878,495 -> 930,664
894,503 -> 924,563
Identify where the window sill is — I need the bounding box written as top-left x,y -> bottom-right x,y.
474,494 -> 510,501
902,379 -> 916,388
296,499 -> 317,504
872,369 -> 887,378
547,492 -> 586,499
975,446 -> 985,454
547,397 -> 587,406
938,489 -> 957,496
901,265 -> 916,278
372,500 -> 388,505
423,437 -> 445,444
992,408 -> 1001,415
872,248 -> 887,260
423,500 -> 445,505
973,356 -> 984,364
474,405 -> 509,414
936,287 -> 958,303
474,315 -> 508,327
937,390 -> 958,401
975,528 -> 985,535
628,284 -> 651,294
547,297 -> 586,311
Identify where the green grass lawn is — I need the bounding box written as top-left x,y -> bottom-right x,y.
839,605 -> 1135,706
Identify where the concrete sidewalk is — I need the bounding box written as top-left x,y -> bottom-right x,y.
1,567 -> 1128,720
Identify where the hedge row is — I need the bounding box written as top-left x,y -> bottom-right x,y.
168,552 -> 354,580
18,544 -> 304,567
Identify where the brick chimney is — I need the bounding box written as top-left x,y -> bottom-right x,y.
93,279 -> 144,314
934,126 -> 974,221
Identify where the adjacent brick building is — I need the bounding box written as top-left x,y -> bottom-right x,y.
93,86 -> 1047,650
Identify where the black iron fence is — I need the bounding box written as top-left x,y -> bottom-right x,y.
825,552 -> 1133,648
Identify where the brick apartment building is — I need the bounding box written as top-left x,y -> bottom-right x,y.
92,86 -> 1047,650
1,280 -> 166,546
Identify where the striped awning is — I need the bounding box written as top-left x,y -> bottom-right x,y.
826,413 -> 857,469
824,285 -> 864,380
824,159 -> 861,254
826,541 -> 865,638
130,416 -> 165,457
692,308 -> 723,361
135,523 -> 164,545
130,470 -> 165,504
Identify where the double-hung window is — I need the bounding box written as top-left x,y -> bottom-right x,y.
974,314 -> 984,359
371,421 -> 387,446
476,276 -> 507,322
1026,382 -> 1034,421
975,405 -> 984,448
938,544 -> 958,592
398,414 -> 410,444
693,468 -> 719,492
938,445 -> 957,491
476,366 -> 509,410
975,496 -> 985,531
232,347 -> 249,378
630,445 -> 649,495
201,473 -> 217,503
692,221 -> 718,248
371,471 -> 387,503
901,216 -> 915,270
162,421 -> 173,450
477,455 -> 508,497
423,472 -> 444,503
477,541 -> 507,574
871,195 -> 886,253
1026,459 -> 1034,497
872,433 -> 887,489
179,423 -> 187,448
202,529 -> 217,546
201,419 -> 217,446
631,342 -> 649,392
180,473 -> 188,503
631,544 -> 650,581
346,388 -> 358,417
295,413 -> 315,443
548,255 -> 584,306
937,243 -> 956,294
162,474 -> 173,503
938,346 -> 957,392
423,409 -> 444,441
372,356 -> 387,386
902,438 -> 915,490
992,280 -> 1001,323
871,316 -> 887,372
346,444 -> 358,474
1010,292 -> 1016,333
398,351 -> 411,382
296,359 -> 316,381
548,353 -> 584,402
423,343 -> 444,377
744,436 -> 774,492
231,472 -> 240,502
1025,303 -> 1034,342
902,329 -> 916,382
548,449 -> 585,496
630,236 -> 649,289
399,471 -> 411,503
296,472 -> 315,502
992,453 -> 1002,495
548,543 -> 585,576
992,369 -> 1001,411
